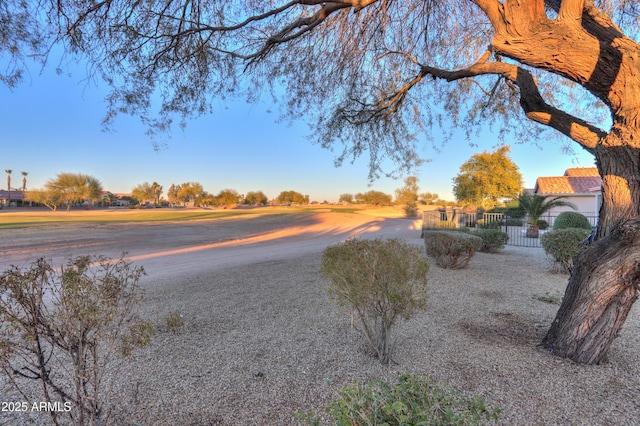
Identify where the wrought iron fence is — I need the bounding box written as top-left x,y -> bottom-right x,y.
422,209 -> 598,247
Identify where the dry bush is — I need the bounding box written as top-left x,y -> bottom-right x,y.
0,255 -> 153,426
423,230 -> 482,268
321,238 -> 429,364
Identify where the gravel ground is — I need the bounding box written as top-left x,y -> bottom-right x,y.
1,210 -> 639,425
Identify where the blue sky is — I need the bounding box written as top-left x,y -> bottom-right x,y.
0,60 -> 597,203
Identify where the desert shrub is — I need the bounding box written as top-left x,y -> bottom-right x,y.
478,220 -> 502,229
321,238 -> 429,364
424,230 -> 483,269
505,218 -> 523,226
541,228 -> 591,273
0,255 -> 154,426
467,229 -> 509,253
552,211 -> 593,230
300,374 -> 501,425
433,220 -> 459,229
165,311 -> 186,333
537,219 -> 549,230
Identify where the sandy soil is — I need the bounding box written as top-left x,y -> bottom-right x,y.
1,209 -> 639,425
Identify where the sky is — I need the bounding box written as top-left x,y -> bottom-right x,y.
0,59 -> 598,203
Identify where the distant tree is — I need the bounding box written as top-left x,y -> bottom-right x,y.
244,190 -> 268,205
20,171 -> 27,192
356,190 -> 393,206
276,190 -> 308,205
167,184 -> 180,206
177,182 -> 204,206
216,188 -> 240,206
338,193 -> 354,204
25,189 -> 63,211
151,182 -> 163,205
44,172 -> 103,211
5,169 -> 11,208
419,192 -> 440,206
453,146 -> 522,210
131,182 -> 156,205
395,176 -> 420,217
103,192 -> 117,207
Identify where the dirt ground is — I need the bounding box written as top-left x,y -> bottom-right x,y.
0,208 -> 421,280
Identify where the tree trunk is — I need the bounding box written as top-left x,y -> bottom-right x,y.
542,143 -> 640,364
541,218 -> 640,364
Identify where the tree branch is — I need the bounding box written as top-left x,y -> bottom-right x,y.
558,0 -> 585,26
419,60 -> 604,152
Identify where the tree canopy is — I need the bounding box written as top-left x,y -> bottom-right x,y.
28,172 -> 103,211
453,146 -> 523,209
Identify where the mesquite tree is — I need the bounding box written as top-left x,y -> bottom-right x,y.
2,1 -> 639,364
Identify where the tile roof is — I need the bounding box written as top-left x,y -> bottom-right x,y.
534,167 -> 601,194
564,167 -> 599,177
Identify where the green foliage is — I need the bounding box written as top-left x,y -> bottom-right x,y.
28,172 -> 104,211
433,220 -> 459,229
321,238 -> 429,364
244,190 -> 269,205
277,190 -> 309,204
452,146 -> 523,209
395,176 -> 420,217
505,218 -> 523,226
338,193 -> 354,203
477,219 -> 502,229
423,230 -> 483,269
131,181 -> 157,204
467,229 -> 509,253
355,190 -> 393,206
300,374 -> 501,425
537,219 -> 549,230
517,194 -> 576,226
216,188 -> 241,205
0,255 -> 153,425
541,228 -> 591,273
552,211 -> 593,230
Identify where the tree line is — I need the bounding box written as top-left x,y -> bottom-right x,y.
23,172 -> 454,212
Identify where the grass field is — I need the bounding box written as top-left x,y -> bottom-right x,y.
0,206 -> 364,229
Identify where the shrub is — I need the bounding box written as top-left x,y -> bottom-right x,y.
423,230 -> 483,269
552,211 -> 593,230
321,238 -> 429,364
505,218 -> 523,226
433,220 -> 459,229
541,228 -> 591,273
478,220 -> 502,229
467,229 -> 509,253
165,311 -> 186,333
538,219 -> 549,230
300,374 -> 501,425
0,255 -> 153,426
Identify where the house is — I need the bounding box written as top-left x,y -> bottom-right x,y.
534,167 -> 601,219
0,189 -> 25,207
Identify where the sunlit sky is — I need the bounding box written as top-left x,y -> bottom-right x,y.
0,58 -> 598,203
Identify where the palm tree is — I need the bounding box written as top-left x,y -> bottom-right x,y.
5,169 -> 12,208
518,193 -> 576,238
21,171 -> 28,192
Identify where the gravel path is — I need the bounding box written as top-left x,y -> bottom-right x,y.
1,210 -> 639,425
